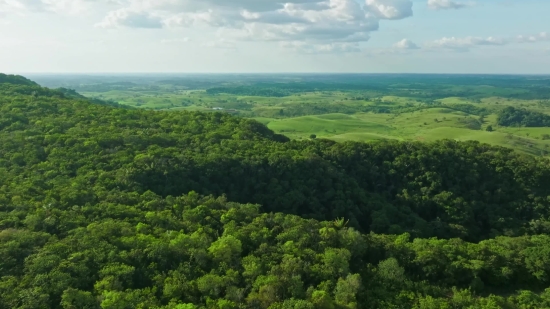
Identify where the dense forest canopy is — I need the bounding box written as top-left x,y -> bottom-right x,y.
497,106 -> 550,127
1,75 -> 550,308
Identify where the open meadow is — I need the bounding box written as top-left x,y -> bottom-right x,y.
31,74 -> 550,157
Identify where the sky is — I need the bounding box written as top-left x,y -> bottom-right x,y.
0,0 -> 549,74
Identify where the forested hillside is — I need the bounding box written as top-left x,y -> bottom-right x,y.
2,75 -> 550,308
0,73 -> 39,86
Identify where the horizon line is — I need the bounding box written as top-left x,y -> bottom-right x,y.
16,72 -> 550,76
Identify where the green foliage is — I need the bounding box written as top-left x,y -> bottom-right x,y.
457,117 -> 482,130
207,86 -> 296,97
1,75 -> 550,308
0,73 -> 38,86
1,77 -> 550,242
252,103 -> 391,119
497,106 -> 550,127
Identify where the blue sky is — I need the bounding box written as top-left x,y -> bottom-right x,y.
0,0 -> 548,73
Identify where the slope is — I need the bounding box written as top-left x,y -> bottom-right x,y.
1,75 -> 550,242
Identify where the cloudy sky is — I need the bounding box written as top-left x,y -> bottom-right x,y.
1,0 -> 549,73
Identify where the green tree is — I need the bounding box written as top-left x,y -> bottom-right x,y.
208,235 -> 243,265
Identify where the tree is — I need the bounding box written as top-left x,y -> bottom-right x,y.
486,125 -> 493,132
61,288 -> 97,309
310,134 -> 317,139
334,274 -> 362,309
208,235 -> 243,265
377,258 -> 405,288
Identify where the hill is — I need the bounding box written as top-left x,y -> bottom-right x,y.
0,73 -> 38,86
1,75 -> 550,308
51,74 -> 550,157
1,78 -> 548,241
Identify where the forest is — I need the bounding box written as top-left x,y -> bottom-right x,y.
497,107 -> 550,127
1,74 -> 550,308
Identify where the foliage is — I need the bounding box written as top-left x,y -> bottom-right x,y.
1,75 -> 550,308
497,106 -> 550,127
0,73 -> 38,86
1,78 -> 550,242
40,74 -> 550,157
445,103 -> 490,116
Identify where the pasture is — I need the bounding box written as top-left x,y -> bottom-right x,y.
42,74 -> 550,157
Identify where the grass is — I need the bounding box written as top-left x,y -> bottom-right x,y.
259,111 -> 550,157
81,88 -> 550,157
264,114 -> 394,139
329,132 -> 402,142
418,127 -> 550,156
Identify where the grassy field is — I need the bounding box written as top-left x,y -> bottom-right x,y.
261,114 -> 393,139
58,75 -> 550,157
80,90 -> 550,157
255,111 -> 550,156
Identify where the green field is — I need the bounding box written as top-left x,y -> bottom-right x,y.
254,111 -> 550,156
35,74 -> 550,157
260,114 -> 394,139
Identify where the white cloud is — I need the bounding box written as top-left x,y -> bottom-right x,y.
94,0 -> 413,52
427,36 -> 507,51
96,8 -> 163,28
360,39 -> 420,55
427,0 -> 470,10
394,38 -> 419,49
366,0 -> 413,20
426,32 -> 550,52
517,32 -> 549,43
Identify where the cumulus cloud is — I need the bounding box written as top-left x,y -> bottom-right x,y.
427,36 -> 507,51
427,0 -> 470,10
4,0 -> 417,54
394,38 -> 419,49
360,38 -> 420,55
366,0 -> 413,20
94,0 -> 414,53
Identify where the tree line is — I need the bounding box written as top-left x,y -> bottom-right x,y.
497,106 -> 550,127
